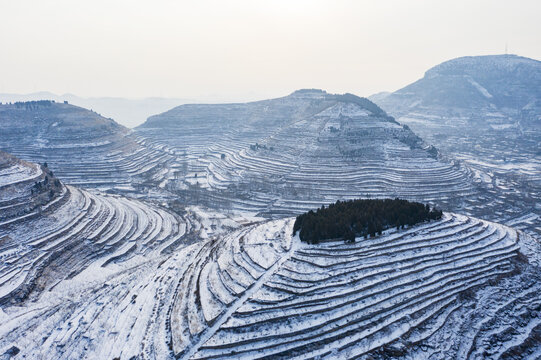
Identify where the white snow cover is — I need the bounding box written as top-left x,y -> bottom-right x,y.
1,204 -> 539,359
151,213 -> 539,360
466,76 -> 493,98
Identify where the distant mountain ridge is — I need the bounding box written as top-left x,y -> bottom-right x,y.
371,54 -> 541,239
137,89 -> 474,216
0,91 -> 189,128
374,54 -> 541,115
0,100 -> 125,134
140,89 -> 393,129
0,100 -> 177,191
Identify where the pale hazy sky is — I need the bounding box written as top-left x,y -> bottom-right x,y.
1,0 -> 540,101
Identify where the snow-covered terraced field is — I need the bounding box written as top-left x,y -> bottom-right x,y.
1,151 -> 540,359
0,152 -> 191,358
0,199 -> 260,359
0,237 -> 201,359
0,180 -> 188,305
137,90 -> 475,215
0,151 -> 273,359
167,214 -> 541,359
0,151 -> 64,226
372,55 -> 541,239
0,102 -> 179,192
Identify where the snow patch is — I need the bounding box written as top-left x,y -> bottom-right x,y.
466,76 -> 493,98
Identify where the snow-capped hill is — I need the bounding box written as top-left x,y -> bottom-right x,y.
140,90 -> 387,129
0,101 -> 179,192
370,55 -> 541,238
136,90 -> 473,216
426,54 -> 539,78
0,100 -> 125,135
168,213 -> 540,359
377,54 -> 541,114
1,157 -> 539,360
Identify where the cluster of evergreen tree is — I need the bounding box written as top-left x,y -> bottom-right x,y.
14,100 -> 54,109
293,198 -> 443,244
249,143 -> 274,151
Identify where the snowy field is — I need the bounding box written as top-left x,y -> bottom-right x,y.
164,213 -> 540,359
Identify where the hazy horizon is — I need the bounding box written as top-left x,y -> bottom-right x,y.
1,0 -> 540,102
